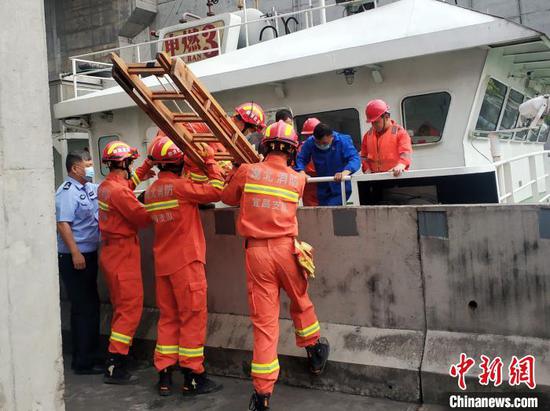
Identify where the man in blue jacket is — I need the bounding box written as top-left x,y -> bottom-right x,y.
295,123 -> 360,206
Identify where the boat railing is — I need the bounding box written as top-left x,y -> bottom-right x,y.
59,0 -> 374,101
493,150 -> 550,204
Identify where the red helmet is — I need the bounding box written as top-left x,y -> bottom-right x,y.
301,117 -> 321,135
235,102 -> 266,131
261,120 -> 299,148
365,99 -> 390,123
102,141 -> 139,163
149,136 -> 184,164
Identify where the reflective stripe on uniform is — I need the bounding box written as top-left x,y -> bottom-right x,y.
251,358 -> 280,375
179,346 -> 204,358
295,321 -> 320,338
209,179 -> 224,190
131,172 -> 141,187
98,200 -> 110,211
189,172 -> 209,182
155,344 -> 179,355
244,183 -> 299,203
144,200 -> 179,212
110,330 -> 132,345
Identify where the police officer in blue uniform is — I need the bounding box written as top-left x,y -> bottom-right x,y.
56,149 -> 102,374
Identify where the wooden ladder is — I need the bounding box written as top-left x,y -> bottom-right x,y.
110,52 -> 261,169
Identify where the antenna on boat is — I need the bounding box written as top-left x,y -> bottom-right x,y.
206,0 -> 219,16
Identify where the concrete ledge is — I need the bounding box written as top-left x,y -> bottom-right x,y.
61,304 -> 423,402
421,330 -> 550,405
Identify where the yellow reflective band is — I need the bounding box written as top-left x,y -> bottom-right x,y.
251,359 -> 280,375
98,200 -> 110,211
131,172 -> 140,187
265,126 -> 272,137
179,346 -> 204,358
107,142 -> 127,154
244,183 -> 299,203
190,172 -> 209,182
145,200 -> 179,212
209,179 -> 224,190
284,124 -> 293,136
160,140 -> 174,156
155,344 -> 179,355
295,321 -> 320,338
110,331 -> 131,345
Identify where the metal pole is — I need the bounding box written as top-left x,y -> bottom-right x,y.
243,0 -> 250,47
71,59 -> 78,98
319,0 -> 327,24
341,180 -> 346,206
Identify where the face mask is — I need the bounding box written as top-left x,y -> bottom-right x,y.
315,142 -> 331,151
84,166 -> 95,182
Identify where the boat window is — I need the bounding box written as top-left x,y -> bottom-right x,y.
476,78 -> 507,131
401,92 -> 451,145
98,135 -> 119,176
537,117 -> 550,143
500,89 -> 524,131
294,108 -> 362,150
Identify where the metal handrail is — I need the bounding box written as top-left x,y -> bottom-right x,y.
68,0 -> 367,60
494,150 -> 550,203
63,0 -> 371,99
493,150 -> 550,167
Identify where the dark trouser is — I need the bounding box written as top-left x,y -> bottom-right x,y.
59,251 -> 100,370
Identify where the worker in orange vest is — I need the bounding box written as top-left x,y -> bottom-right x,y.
98,141 -> 152,384
145,136 -> 224,396
299,117 -> 321,206
361,99 -> 412,177
221,120 -> 329,411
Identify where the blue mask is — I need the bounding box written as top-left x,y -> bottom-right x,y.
84,166 -> 95,182
315,143 -> 331,151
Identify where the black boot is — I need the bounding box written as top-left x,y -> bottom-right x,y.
305,337 -> 330,375
181,368 -> 223,396
103,353 -> 138,385
249,391 -> 270,411
157,367 -> 173,396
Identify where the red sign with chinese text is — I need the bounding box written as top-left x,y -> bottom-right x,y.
162,21 -> 224,63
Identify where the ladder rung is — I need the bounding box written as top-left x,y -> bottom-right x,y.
214,154 -> 234,161
194,137 -> 219,143
128,66 -> 166,76
173,113 -> 203,123
152,91 -> 185,100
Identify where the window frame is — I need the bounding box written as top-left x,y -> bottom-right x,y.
473,77 -> 545,144
475,77 -> 509,134
400,90 -> 452,146
294,107 -> 362,150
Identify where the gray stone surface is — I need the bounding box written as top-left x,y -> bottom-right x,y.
63,357 -> 419,411
0,0 -> 65,409
421,205 -> 550,338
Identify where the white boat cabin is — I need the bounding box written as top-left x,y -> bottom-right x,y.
53,0 -> 550,205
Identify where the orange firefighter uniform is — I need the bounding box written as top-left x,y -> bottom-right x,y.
98,172 -> 150,355
145,152 -> 224,374
181,122 -> 232,182
361,119 -> 412,173
221,151 -> 321,395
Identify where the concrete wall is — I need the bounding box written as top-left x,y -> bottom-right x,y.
61,204 -> 550,404
0,0 -> 65,410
